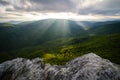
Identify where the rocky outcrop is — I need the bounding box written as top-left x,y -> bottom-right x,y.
0,58 -> 45,80
0,53 -> 120,80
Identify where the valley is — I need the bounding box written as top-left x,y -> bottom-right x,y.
0,19 -> 120,65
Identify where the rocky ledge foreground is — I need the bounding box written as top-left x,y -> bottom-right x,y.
0,53 -> 120,80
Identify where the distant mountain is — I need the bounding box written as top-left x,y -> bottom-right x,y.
0,19 -> 88,51
89,21 -> 120,35
0,19 -> 120,64
0,19 -> 120,52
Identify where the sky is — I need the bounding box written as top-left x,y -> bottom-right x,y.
0,0 -> 120,22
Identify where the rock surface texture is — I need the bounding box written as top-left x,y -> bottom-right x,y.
0,53 -> 120,80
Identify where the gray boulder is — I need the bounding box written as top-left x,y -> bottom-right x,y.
0,53 -> 120,80
45,53 -> 120,80
0,58 -> 45,80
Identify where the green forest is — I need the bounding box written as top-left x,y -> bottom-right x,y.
0,19 -> 120,65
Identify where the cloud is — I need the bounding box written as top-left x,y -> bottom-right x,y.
0,0 -> 120,22
77,0 -> 120,15
0,0 -> 75,12
0,0 -> 120,15
0,0 -> 10,5
28,0 -> 75,12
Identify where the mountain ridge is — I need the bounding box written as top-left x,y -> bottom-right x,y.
0,19 -> 120,64
0,19 -> 120,51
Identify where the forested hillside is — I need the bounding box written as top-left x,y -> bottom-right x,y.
0,19 -> 120,65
